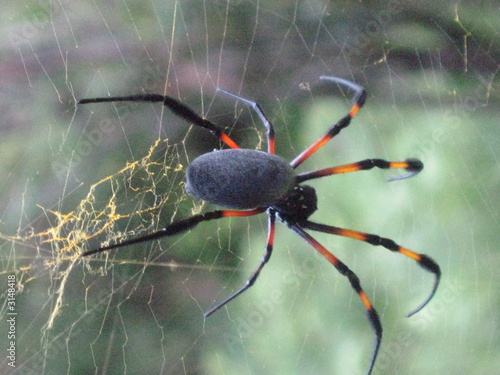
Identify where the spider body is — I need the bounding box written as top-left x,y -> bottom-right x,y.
79,76 -> 440,375
186,149 -> 295,209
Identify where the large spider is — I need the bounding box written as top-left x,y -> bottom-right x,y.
79,76 -> 440,375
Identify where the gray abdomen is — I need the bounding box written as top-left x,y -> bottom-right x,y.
185,149 -> 295,209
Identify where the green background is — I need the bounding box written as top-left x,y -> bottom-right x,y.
1,1 -> 499,374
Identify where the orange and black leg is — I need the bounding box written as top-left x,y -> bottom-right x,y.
79,94 -> 240,149
290,76 -> 367,168
300,221 -> 441,317
297,158 -> 424,183
289,223 -> 382,375
204,210 -> 277,316
217,88 -> 276,154
81,208 -> 265,257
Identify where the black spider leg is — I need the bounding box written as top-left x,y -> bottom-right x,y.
290,76 -> 367,168
78,94 -> 240,149
297,158 -> 424,183
287,222 -> 382,375
300,221 -> 441,317
204,210 -> 277,317
81,209 -> 265,257
217,89 -> 276,154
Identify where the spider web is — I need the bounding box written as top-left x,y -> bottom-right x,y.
1,1 -> 499,374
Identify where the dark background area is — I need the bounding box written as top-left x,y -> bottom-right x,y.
1,1 -> 499,374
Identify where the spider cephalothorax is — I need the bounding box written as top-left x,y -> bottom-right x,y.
273,184 -> 318,223
79,76 -> 440,375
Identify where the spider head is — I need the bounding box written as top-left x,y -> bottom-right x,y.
273,184 -> 318,223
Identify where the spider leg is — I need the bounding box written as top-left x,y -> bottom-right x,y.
204,210 -> 276,317
300,221 -> 441,317
78,94 -> 240,149
290,76 -> 367,168
288,223 -> 381,375
217,88 -> 276,154
81,208 -> 264,257
296,158 -> 423,183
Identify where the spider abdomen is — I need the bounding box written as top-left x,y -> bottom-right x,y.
185,149 -> 296,209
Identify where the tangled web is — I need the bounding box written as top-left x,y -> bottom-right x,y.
16,137 -> 189,322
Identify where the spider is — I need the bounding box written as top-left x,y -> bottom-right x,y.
79,76 -> 440,375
